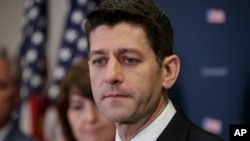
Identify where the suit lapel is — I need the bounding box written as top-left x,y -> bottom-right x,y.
157,108 -> 192,141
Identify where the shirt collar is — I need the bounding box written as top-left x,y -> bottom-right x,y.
115,100 -> 176,141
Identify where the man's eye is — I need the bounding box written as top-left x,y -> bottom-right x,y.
93,59 -> 106,66
124,58 -> 139,65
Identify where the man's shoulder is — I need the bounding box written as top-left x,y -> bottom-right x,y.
5,123 -> 37,141
175,108 -> 224,141
188,122 -> 224,141
157,107 -> 224,141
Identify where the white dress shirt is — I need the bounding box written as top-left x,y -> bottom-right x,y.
115,100 -> 176,141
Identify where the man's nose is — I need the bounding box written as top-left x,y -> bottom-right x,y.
104,58 -> 123,85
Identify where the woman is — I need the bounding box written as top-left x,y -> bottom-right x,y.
56,59 -> 116,141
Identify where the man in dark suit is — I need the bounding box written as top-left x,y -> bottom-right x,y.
84,0 -> 224,141
0,46 -> 36,141
2,121 -> 36,141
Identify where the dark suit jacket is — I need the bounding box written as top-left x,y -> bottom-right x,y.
4,121 -> 37,141
157,109 -> 224,141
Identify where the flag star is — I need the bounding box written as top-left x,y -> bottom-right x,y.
77,37 -> 87,51
32,32 -> 44,45
54,67 -> 65,80
71,10 -> 84,24
26,49 -> 37,62
59,48 -> 72,61
77,0 -> 87,5
48,85 -> 59,99
28,7 -> 38,20
31,75 -> 42,88
65,29 -> 78,43
22,68 -> 32,81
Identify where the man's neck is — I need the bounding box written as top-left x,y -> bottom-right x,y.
116,97 -> 168,141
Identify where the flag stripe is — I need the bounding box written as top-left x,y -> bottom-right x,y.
19,0 -> 48,140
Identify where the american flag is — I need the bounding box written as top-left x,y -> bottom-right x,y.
206,8 -> 226,24
48,0 -> 99,99
18,0 -> 48,140
43,0 -> 100,140
202,117 -> 222,135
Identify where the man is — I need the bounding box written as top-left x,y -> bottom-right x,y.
0,46 -> 36,141
85,0 -> 224,141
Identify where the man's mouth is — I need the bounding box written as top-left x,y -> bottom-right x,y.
103,93 -> 130,100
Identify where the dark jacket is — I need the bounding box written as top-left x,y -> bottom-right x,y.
157,108 -> 224,141
4,121 -> 37,141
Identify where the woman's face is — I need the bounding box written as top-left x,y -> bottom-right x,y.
67,87 -> 116,141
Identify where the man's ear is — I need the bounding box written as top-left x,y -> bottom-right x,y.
162,55 -> 180,89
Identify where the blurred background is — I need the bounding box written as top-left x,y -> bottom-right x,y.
0,0 -> 249,141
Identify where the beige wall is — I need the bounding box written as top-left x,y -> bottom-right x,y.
0,0 -> 23,56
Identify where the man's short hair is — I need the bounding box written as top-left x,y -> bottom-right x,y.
85,0 -> 174,64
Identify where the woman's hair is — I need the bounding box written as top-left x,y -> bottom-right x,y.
56,59 -> 92,141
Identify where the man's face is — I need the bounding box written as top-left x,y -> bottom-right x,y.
0,59 -> 17,128
88,22 -> 165,123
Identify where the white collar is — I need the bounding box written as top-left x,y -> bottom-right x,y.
115,100 -> 176,141
0,121 -> 13,141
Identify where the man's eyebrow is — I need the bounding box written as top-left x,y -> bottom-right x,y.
89,49 -> 106,58
117,48 -> 141,55
89,47 -> 142,58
